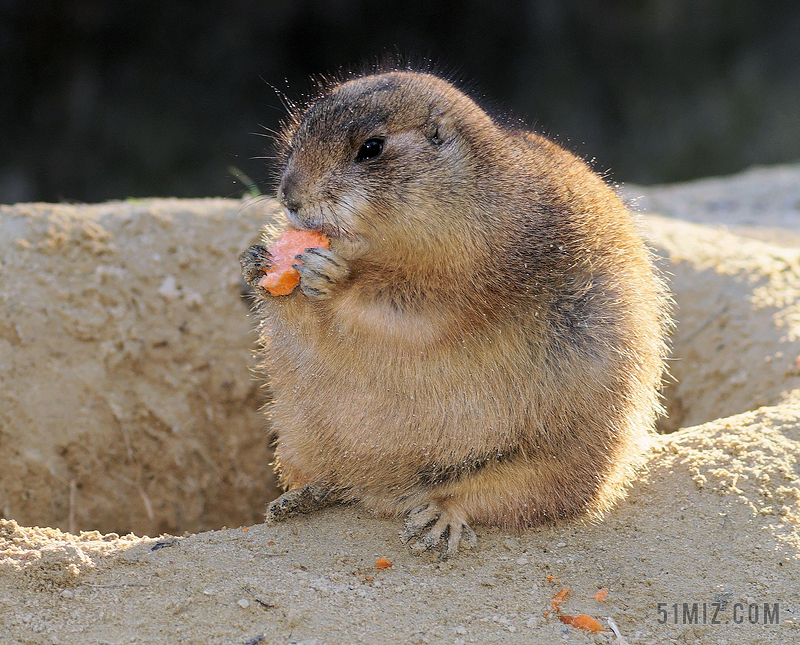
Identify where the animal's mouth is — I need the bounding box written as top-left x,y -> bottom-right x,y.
284,208 -> 307,229
285,208 -> 342,240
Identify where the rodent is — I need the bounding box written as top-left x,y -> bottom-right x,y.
239,69 -> 671,557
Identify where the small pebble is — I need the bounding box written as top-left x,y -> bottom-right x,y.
60,590 -> 74,599
237,598 -> 250,609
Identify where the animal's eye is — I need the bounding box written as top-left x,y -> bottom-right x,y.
355,138 -> 384,162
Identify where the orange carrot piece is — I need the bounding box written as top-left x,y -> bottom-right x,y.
374,557 -> 393,569
594,588 -> 609,602
559,614 -> 605,633
258,229 -> 330,296
550,587 -> 570,610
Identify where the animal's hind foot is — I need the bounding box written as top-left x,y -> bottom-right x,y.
265,484 -> 333,524
400,502 -> 477,559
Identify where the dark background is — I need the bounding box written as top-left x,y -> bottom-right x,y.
2,0 -> 799,204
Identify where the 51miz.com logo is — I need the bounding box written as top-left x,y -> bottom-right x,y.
657,602 -> 780,625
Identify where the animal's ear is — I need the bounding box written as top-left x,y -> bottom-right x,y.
425,110 -> 456,146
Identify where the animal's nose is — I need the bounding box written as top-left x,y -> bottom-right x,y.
278,171 -> 302,212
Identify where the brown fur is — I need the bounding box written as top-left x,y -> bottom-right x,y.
241,70 -> 670,553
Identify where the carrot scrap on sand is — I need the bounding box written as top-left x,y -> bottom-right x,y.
551,588 -> 570,605
559,614 -> 606,633
594,587 -> 609,602
374,557 -> 393,569
550,587 -> 570,611
257,229 -> 330,296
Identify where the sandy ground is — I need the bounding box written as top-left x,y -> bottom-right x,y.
1,164 -> 800,644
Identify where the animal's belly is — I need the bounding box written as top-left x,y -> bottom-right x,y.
268,337 -> 530,491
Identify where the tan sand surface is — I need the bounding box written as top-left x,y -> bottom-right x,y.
1,165 -> 799,644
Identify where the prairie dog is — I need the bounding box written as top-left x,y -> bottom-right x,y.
240,69 -> 670,557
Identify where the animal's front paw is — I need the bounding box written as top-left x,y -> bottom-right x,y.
293,248 -> 350,300
400,503 -> 477,559
239,244 -> 273,290
265,484 -> 333,524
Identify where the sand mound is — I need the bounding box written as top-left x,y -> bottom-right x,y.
1,165 -> 799,644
